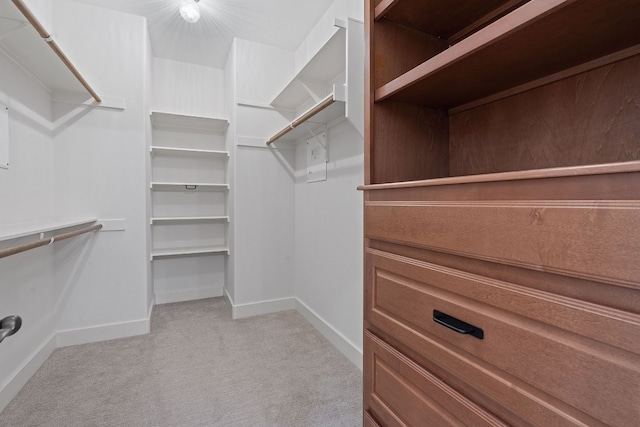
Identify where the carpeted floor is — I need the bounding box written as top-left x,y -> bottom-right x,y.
0,298 -> 362,426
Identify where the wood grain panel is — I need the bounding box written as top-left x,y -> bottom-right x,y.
365,201 -> 640,289
366,253 -> 640,426
372,100 -> 449,184
374,19 -> 447,88
450,54 -> 640,175
368,240 -> 640,315
377,0 -> 524,39
364,411 -> 382,427
378,0 -> 640,109
369,249 -> 640,355
364,163 -> 640,202
365,332 -> 508,427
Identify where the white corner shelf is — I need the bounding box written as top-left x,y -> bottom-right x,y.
150,146 -> 229,158
0,218 -> 98,242
150,111 -> 229,133
266,88 -> 346,145
150,216 -> 229,225
150,182 -> 229,192
0,1 -> 102,103
265,18 -> 364,145
270,26 -> 346,111
150,246 -> 229,261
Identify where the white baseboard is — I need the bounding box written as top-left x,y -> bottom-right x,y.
227,294 -> 296,319
56,314 -> 152,348
295,298 -> 363,370
155,285 -> 224,305
0,333 -> 57,413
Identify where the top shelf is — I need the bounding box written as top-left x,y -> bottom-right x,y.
375,0 -> 640,110
270,26 -> 346,111
375,0 -> 525,41
150,111 -> 229,133
0,0 -> 101,102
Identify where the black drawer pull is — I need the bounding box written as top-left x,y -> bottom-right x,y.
433,310 -> 484,340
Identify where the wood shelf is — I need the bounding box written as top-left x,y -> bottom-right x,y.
150,216 -> 229,225
375,0 -> 640,110
150,246 -> 229,260
150,111 -> 229,133
150,182 -> 229,192
150,146 -> 229,158
375,0 -> 525,40
360,161 -> 640,191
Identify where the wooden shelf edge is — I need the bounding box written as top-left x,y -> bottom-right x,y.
374,0 -> 401,20
358,161 -> 640,191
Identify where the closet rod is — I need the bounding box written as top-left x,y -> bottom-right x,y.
11,0 -> 103,103
0,223 -> 102,259
266,94 -> 335,145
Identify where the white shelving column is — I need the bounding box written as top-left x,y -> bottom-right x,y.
149,111 -> 230,304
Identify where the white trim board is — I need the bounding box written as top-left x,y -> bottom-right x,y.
225,293 -> 296,319
0,334 -> 57,413
295,299 -> 362,370
223,290 -> 362,370
155,285 -> 224,305
56,312 -> 152,348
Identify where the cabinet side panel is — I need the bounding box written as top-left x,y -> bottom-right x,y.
372,101 -> 449,184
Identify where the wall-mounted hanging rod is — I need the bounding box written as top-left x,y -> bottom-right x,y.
11,0 -> 102,103
0,223 -> 102,259
266,93 -> 335,146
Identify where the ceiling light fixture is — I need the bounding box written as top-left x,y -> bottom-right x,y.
180,0 -> 201,24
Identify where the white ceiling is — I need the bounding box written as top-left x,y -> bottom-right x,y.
72,0 -> 335,69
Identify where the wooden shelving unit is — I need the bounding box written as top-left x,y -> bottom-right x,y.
362,1 -> 640,426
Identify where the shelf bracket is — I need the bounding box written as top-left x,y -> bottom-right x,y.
303,124 -> 327,150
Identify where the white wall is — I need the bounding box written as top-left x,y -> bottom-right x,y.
152,57 -> 225,118
229,39 -> 296,312
52,0 -> 150,336
294,121 -> 364,359
1,0 -> 152,410
227,0 -> 365,366
0,46 -> 58,412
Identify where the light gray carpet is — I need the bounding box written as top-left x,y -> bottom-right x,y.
0,298 -> 362,426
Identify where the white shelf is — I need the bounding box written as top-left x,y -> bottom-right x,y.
151,246 -> 229,260
150,182 -> 229,192
271,27 -> 346,110
150,146 -> 229,157
0,2 -> 99,102
150,111 -> 229,133
0,218 -> 98,242
151,216 -> 229,224
266,89 -> 346,145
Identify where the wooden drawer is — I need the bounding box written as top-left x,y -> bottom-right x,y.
364,331 -> 507,427
363,170 -> 640,291
365,249 -> 640,427
364,410 -> 382,427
